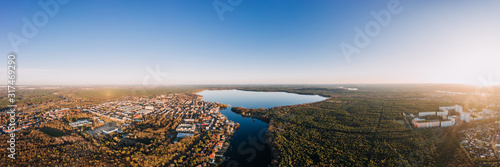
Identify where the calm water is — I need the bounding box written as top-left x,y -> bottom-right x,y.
198,90 -> 327,167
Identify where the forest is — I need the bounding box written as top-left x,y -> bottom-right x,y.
235,84 -> 498,166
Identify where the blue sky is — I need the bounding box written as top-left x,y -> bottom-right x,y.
1,0 -> 499,85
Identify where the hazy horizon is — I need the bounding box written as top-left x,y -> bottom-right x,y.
7,83 -> 496,88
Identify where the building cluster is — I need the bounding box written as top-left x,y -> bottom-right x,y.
44,108 -> 73,120
1,108 -> 73,134
87,94 -> 225,123
207,133 -> 229,164
2,93 -> 237,146
85,93 -> 239,165
440,105 -> 469,122
1,124 -> 31,134
407,105 -> 500,128
84,93 -> 237,147
460,122 -> 500,159
467,108 -> 500,122
408,105 -> 460,128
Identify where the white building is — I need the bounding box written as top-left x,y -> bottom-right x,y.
69,119 -> 92,127
439,106 -> 455,111
419,112 -> 436,117
436,109 -> 448,116
103,128 -> 118,134
183,119 -> 195,122
460,113 -> 471,123
456,105 -> 463,113
439,105 -> 463,113
176,123 -> 196,133
441,118 -> 455,127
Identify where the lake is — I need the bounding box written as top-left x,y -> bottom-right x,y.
198,89 -> 327,167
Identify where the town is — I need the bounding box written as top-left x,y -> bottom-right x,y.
461,122 -> 500,162
1,93 -> 238,165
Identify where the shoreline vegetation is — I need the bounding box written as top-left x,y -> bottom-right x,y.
215,103 -> 230,110
230,107 -> 271,122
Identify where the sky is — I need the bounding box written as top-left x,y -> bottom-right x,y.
0,0 -> 499,86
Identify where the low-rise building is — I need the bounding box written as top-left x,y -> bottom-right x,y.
69,119 -> 92,127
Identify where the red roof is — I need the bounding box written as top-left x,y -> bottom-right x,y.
208,152 -> 215,159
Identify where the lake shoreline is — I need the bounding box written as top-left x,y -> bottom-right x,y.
198,89 -> 327,166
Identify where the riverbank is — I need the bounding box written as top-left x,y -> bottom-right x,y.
228,107 -> 281,166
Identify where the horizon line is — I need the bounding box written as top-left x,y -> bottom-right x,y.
5,83 -> 495,87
